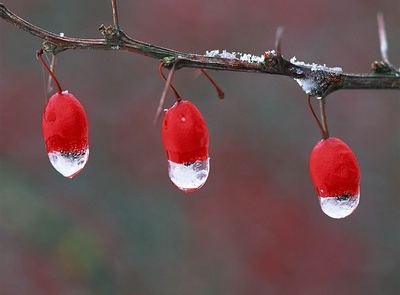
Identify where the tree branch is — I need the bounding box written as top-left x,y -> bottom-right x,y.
1,3 -> 399,98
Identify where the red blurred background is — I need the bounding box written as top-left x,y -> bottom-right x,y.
1,0 -> 399,294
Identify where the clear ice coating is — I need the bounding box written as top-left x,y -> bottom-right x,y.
168,158 -> 210,192
48,148 -> 89,178
319,191 -> 360,219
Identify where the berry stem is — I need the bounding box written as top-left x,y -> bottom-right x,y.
319,97 -> 330,139
36,48 -> 62,94
307,95 -> 328,139
154,63 -> 179,124
46,54 -> 57,94
200,69 -> 225,99
158,63 -> 181,101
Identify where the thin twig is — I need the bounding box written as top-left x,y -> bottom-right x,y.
377,12 -> 389,64
275,26 -> 284,58
376,12 -> 399,73
111,0 -> 120,31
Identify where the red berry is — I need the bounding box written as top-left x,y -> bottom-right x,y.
161,100 -> 209,192
162,100 -> 209,164
309,137 -> 361,218
42,91 -> 89,178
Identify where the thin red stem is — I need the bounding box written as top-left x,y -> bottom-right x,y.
200,69 -> 224,99
307,95 -> 328,139
319,97 -> 330,139
200,69 -> 225,99
36,48 -> 62,94
158,63 -> 181,101
154,63 -> 179,124
46,54 -> 57,94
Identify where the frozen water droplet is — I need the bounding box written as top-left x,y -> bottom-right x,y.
48,148 -> 89,178
319,191 -> 360,219
168,158 -> 210,192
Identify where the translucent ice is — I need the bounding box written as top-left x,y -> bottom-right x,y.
319,191 -> 360,219
294,77 -> 316,94
48,148 -> 89,178
168,158 -> 210,192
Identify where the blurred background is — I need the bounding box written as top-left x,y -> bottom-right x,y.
1,0 -> 399,294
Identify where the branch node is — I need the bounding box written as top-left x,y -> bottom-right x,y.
161,56 -> 177,68
99,24 -> 122,43
42,41 -> 63,55
371,61 -> 399,76
263,50 -> 278,68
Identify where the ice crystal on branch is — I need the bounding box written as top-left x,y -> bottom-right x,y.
290,57 -> 343,73
290,57 -> 343,95
205,50 -> 265,63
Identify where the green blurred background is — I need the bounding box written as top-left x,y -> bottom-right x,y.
1,0 -> 399,294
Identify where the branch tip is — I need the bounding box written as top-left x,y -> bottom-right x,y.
111,0 -> 120,31
275,26 -> 284,57
377,12 -> 389,64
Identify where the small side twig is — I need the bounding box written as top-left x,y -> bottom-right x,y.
111,0 -> 120,32
275,26 -> 284,58
374,12 -> 399,74
200,69 -> 225,100
377,12 -> 390,65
